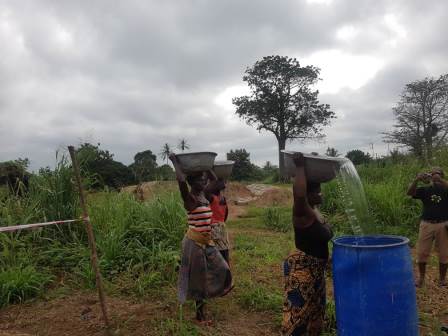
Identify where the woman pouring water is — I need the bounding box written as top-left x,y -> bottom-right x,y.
169,153 -> 233,325
282,152 -> 333,336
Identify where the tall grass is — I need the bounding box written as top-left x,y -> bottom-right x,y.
0,153 -> 187,306
262,206 -> 291,232
319,150 -> 448,241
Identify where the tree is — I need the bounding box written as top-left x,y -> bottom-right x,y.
325,147 -> 340,157
159,143 -> 172,165
76,143 -> 134,189
233,55 -> 335,178
346,149 -> 371,165
177,139 -> 190,152
0,160 -> 30,195
130,150 -> 158,182
227,149 -> 254,181
383,74 -> 448,161
155,164 -> 175,180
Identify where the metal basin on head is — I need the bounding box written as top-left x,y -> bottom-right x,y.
175,152 -> 217,174
213,160 -> 234,179
282,150 -> 344,182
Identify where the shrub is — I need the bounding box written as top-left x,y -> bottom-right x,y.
0,265 -> 53,307
262,207 -> 291,232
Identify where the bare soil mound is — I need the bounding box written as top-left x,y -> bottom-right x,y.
121,181 -> 292,208
252,187 -> 292,207
224,182 -> 253,202
121,181 -> 177,200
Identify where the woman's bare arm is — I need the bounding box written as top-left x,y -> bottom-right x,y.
292,153 -> 316,228
169,154 -> 196,210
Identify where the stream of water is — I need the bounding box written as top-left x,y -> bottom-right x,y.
334,158 -> 373,235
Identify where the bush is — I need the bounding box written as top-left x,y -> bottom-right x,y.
0,265 -> 53,307
262,207 -> 291,232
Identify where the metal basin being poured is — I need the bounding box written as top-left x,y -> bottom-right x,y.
282,150 -> 345,182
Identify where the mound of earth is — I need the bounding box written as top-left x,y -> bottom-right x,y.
251,187 -> 292,207
226,183 -> 292,207
121,181 -> 292,207
120,181 -> 177,200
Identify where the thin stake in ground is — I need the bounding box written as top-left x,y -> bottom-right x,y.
68,145 -> 111,332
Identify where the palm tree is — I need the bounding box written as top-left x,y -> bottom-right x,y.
159,143 -> 172,164
177,139 -> 190,152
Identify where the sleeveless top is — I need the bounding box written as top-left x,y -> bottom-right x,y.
210,194 -> 227,224
187,195 -> 212,233
294,219 -> 333,260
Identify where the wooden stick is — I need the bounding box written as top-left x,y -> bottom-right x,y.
68,146 -> 111,331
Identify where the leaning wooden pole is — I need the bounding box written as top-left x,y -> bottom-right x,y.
68,146 -> 111,331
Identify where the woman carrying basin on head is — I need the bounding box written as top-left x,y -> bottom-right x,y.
282,152 -> 333,336
169,153 -> 233,325
205,178 -> 231,265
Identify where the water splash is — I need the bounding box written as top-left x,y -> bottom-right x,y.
335,159 -> 372,235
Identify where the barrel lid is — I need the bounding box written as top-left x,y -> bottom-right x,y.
332,235 -> 410,248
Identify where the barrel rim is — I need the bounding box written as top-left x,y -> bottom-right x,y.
332,234 -> 410,248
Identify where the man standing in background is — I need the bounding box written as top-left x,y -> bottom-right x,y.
407,167 -> 448,287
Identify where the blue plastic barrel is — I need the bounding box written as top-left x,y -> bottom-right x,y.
332,235 -> 418,336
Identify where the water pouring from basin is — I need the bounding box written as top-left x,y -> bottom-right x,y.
282,151 -> 370,235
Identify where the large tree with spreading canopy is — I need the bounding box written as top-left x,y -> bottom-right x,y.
232,55 -> 335,177
383,74 -> 448,161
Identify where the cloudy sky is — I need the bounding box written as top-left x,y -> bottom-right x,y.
1,0 -> 447,170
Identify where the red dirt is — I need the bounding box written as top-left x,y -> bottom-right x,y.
252,188 -> 292,207
223,182 -> 253,203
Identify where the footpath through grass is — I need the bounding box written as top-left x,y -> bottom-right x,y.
127,206 -> 338,336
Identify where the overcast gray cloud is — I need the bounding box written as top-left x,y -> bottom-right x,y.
1,0 -> 447,170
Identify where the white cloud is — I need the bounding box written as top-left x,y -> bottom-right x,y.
302,50 -> 384,94
306,0 -> 334,5
383,13 -> 407,47
336,25 -> 358,42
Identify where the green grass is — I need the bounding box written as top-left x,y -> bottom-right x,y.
0,265 -> 53,307
262,206 -> 291,232
0,154 -> 186,305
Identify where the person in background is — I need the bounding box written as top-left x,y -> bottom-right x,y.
169,154 -> 233,324
282,153 -> 333,336
407,167 -> 448,287
206,179 -> 231,264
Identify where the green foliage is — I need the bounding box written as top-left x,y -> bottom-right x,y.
0,265 -> 53,307
227,149 -> 254,181
236,280 -> 283,312
0,160 -> 30,195
0,152 -> 186,306
154,164 -> 175,181
345,149 -> 372,165
323,299 -> 337,335
76,142 -> 135,189
233,55 -> 335,175
262,207 -> 291,232
130,150 -> 158,183
319,150 -> 448,241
